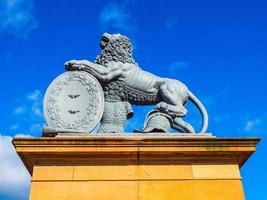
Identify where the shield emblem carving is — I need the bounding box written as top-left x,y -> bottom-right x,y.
43,71 -> 104,133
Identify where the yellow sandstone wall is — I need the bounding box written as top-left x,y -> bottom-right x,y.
29,164 -> 244,200
13,137 -> 259,200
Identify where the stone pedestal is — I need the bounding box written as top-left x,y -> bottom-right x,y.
13,135 -> 260,200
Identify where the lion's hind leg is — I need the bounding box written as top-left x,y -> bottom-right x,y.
172,117 -> 195,133
158,79 -> 195,133
159,79 -> 188,115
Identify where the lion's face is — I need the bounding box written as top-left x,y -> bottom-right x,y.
100,33 -> 129,50
100,33 -> 110,49
96,33 -> 136,65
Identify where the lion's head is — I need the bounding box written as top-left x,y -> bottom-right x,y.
95,33 -> 137,66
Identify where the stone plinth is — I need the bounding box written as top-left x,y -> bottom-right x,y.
13,135 -> 260,200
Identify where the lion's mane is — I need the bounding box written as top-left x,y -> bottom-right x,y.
95,34 -> 137,66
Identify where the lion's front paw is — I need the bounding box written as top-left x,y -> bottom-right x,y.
64,60 -> 82,71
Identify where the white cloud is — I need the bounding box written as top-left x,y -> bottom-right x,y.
28,90 -> 43,121
30,123 -> 42,133
27,89 -> 43,117
243,119 -> 262,132
99,1 -> 135,32
14,133 -> 33,137
26,89 -> 41,101
0,135 -> 30,199
31,102 -> 42,117
10,123 -> 20,131
236,117 -> 265,135
10,89 -> 44,135
14,106 -> 26,114
0,0 -> 39,39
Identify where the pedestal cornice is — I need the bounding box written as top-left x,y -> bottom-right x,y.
13,136 -> 260,175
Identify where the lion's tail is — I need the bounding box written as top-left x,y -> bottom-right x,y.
188,91 -> 209,133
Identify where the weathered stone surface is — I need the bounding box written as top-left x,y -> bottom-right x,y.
43,71 -> 104,133
63,33 -> 209,134
13,136 -> 259,200
42,132 -> 214,138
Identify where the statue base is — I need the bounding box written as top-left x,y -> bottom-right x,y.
13,135 -> 259,200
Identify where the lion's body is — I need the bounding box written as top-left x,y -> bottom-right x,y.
119,67 -> 161,95
101,65 -> 188,108
102,67 -> 161,105
94,33 -> 189,109
65,33 -> 208,133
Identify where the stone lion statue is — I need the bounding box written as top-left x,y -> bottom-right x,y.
65,33 -> 208,133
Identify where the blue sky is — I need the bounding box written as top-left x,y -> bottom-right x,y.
0,0 -> 266,199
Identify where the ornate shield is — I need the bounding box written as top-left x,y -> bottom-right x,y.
43,71 -> 104,132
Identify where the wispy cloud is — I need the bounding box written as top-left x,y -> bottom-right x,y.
30,123 -> 42,132
165,17 -> 177,30
28,90 -> 43,117
98,0 -> 135,32
0,0 -> 39,39
236,116 -> 265,135
201,95 -> 215,108
10,123 -> 20,131
243,119 -> 262,132
0,135 -> 30,199
169,61 -> 188,73
213,114 -> 230,123
14,133 -> 33,138
13,106 -> 26,114
26,89 -> 41,101
10,89 -> 44,135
